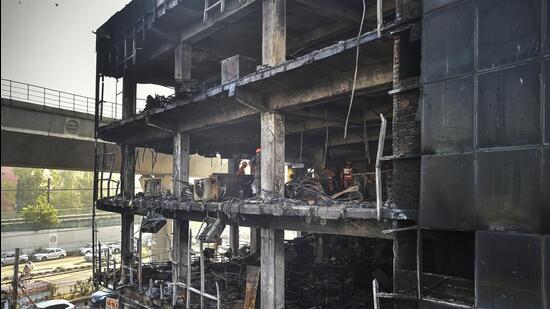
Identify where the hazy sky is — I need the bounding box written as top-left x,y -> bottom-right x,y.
1,0 -> 172,105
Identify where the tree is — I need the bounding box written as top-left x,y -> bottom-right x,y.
21,195 -> 59,230
13,168 -> 47,209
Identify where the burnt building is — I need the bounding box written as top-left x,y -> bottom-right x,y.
92,0 -> 549,308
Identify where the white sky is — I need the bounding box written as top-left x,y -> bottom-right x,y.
1,0 -> 173,107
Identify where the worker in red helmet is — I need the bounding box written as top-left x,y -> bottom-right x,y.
249,148 -> 261,196
236,161 -> 248,176
341,160 -> 354,189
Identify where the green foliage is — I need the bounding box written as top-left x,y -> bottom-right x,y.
13,168 -> 47,208
49,170 -> 93,212
21,195 -> 59,230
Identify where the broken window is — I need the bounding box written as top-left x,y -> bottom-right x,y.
420,153 -> 475,229
476,231 -> 542,309
476,148 -> 543,233
477,62 -> 541,148
422,0 -> 474,83
421,230 -> 475,306
422,76 -> 474,154
478,0 -> 541,70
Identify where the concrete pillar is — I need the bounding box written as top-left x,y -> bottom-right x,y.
262,0 -> 286,66
122,73 -> 136,118
174,42 -> 193,95
250,228 -> 262,253
260,111 -> 285,308
230,225 -> 240,257
261,229 -> 285,309
120,143 -> 135,267
172,131 -> 190,283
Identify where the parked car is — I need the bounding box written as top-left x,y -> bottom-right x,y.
106,242 -> 121,254
32,299 -> 74,309
89,289 -> 117,308
1,252 -> 29,266
32,248 -> 66,262
79,243 -> 109,255
84,247 -> 113,262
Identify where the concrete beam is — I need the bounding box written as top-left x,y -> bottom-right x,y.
174,42 -> 192,82
120,144 -> 135,267
262,0 -> 286,66
266,60 -> 393,110
122,73 -> 136,119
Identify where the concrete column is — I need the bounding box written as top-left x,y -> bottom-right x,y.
173,131 -> 190,283
260,111 -> 285,308
122,73 -> 136,118
174,42 -> 193,95
120,143 -> 135,267
230,225 -> 240,256
250,228 -> 262,253
260,112 -> 285,197
261,229 -> 285,309
262,0 -> 286,66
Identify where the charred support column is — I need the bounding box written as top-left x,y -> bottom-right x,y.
174,42 -> 193,96
260,112 -> 285,309
262,0 -> 286,66
391,1 -> 422,308
260,1 -> 286,306
173,131 -> 190,283
120,71 -> 136,269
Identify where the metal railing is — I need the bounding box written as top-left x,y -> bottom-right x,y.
1,78 -> 121,119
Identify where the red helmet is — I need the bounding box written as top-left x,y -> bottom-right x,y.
256,148 -> 261,154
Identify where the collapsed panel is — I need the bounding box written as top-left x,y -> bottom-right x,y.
476,231 -> 542,309
420,153 -> 475,229
422,76 -> 474,154
478,62 -> 541,148
476,148 -> 543,233
422,0 -> 474,83
478,0 -> 541,70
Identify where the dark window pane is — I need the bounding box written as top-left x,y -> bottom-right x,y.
478,0 -> 541,69
545,236 -> 550,305
478,63 -> 541,148
422,76 -> 474,154
477,149 -> 542,233
544,147 -> 550,234
422,0 -> 474,83
545,0 -> 550,56
546,60 -> 550,144
476,232 -> 542,309
420,154 -> 475,229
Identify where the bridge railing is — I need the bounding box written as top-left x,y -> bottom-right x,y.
1,78 -> 122,120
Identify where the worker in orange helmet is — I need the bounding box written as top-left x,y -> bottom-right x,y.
249,148 -> 261,196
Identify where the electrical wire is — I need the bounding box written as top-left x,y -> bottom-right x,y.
343,0 -> 367,140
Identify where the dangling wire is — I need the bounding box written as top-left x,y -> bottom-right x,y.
299,129 -> 304,164
343,0 -> 367,139
323,109 -> 329,168
363,108 -> 371,164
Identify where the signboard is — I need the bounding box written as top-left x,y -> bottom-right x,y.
48,232 -> 58,247
106,297 -> 119,309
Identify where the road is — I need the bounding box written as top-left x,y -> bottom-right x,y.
1,256 -> 90,279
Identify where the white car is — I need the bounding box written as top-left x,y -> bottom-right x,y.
1,252 -> 29,266
33,299 -> 74,309
84,247 -> 113,262
32,248 -> 66,262
79,243 -> 109,255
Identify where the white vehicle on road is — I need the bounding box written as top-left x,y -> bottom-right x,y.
1,252 -> 29,266
32,248 -> 66,262
33,299 -> 75,309
79,243 -> 109,255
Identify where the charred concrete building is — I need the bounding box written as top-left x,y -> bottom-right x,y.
92,0 -> 549,308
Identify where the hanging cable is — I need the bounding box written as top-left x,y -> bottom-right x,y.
299,129 -> 304,164
363,109 -> 371,164
343,0 -> 367,139
323,108 -> 329,168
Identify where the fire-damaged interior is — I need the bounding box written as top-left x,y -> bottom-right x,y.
91,0 -> 549,308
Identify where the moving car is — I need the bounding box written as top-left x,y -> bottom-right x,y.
106,242 -> 121,254
89,289 -> 117,308
1,252 -> 29,266
32,248 -> 66,262
32,299 -> 74,309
